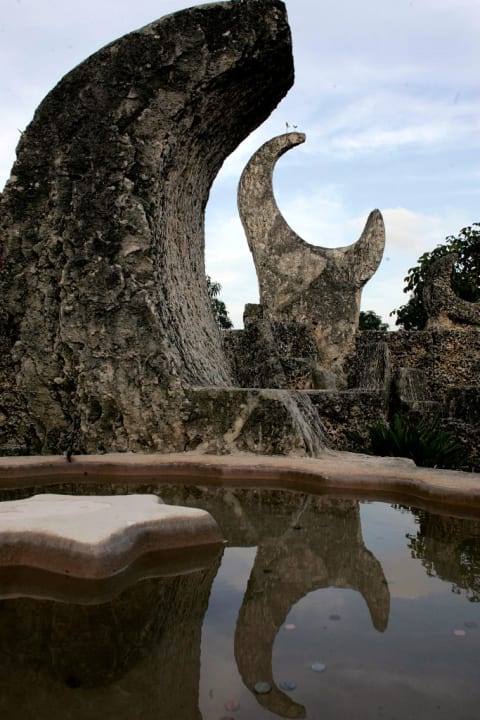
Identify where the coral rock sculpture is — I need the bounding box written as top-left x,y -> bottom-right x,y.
238,132 -> 385,380
423,253 -> 480,329
0,1 -> 294,453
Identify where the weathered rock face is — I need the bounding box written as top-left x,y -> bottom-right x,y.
225,319 -> 325,389
183,386 -> 328,456
0,1 -> 294,454
423,253 -> 480,329
238,132 -> 385,380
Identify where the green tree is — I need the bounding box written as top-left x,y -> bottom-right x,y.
206,275 -> 233,329
358,310 -> 389,331
393,224 -> 480,330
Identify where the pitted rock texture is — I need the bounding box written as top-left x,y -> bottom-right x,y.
183,387 -> 327,457
0,1 -> 294,454
423,254 -> 480,329
225,319 -> 334,389
352,329 -> 480,470
238,132 -> 385,380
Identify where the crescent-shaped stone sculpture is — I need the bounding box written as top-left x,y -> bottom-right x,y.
0,1 -> 294,453
238,132 -> 385,380
423,253 -> 480,329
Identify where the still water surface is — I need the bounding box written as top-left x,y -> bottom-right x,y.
0,486 -> 479,720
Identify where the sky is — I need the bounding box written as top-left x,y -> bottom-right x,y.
1,0 -> 479,328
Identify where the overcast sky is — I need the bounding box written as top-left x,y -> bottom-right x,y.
1,0 -> 479,327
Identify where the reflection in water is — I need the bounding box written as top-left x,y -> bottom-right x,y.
0,488 -> 479,720
0,555 -> 221,720
406,507 -> 480,602
233,496 -> 389,718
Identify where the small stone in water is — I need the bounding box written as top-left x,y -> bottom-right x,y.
464,621 -> 478,629
254,681 -> 272,694
224,699 -> 240,711
279,680 -> 297,692
329,614 -> 341,621
454,630 -> 466,637
311,662 -> 326,673
284,623 -> 296,631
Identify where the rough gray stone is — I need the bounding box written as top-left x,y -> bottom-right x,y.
183,387 -> 328,456
238,132 -> 385,380
423,253 -> 480,329
0,1 -> 294,454
352,333 -> 390,393
225,319 -> 323,389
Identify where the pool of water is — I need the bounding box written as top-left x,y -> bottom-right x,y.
1,486 -> 480,720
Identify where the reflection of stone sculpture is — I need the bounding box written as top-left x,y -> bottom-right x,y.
159,486 -> 390,719
238,132 -> 385,379
423,254 -> 480,329
0,1 -> 294,454
234,496 -> 389,718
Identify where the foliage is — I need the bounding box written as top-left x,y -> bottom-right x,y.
393,224 -> 480,330
206,275 -> 233,330
358,310 -> 389,331
361,413 -> 466,469
406,510 -> 480,603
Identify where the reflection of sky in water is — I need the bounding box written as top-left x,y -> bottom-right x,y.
360,502 -> 448,599
200,548 -> 256,717
200,501 -> 480,720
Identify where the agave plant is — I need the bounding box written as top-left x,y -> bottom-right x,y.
367,414 -> 467,470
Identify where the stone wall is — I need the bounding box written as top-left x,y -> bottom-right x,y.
385,329 -> 480,394
224,322 -> 480,468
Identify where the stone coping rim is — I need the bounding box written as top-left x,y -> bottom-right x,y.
1,450 -> 480,517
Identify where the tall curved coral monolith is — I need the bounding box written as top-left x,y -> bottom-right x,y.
0,1 -> 294,453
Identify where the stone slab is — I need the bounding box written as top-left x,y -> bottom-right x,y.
0,493 -> 222,579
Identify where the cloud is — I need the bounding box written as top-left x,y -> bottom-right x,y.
361,206 -> 468,325
329,123 -> 450,155
381,207 -> 466,252
300,88 -> 480,160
